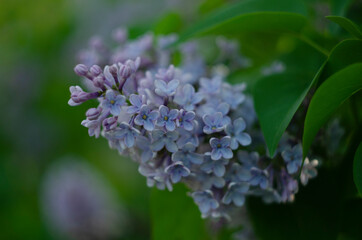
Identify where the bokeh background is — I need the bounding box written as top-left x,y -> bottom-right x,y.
1,0 -> 361,239
0,0 -> 203,239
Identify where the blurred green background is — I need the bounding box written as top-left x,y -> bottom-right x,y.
0,0 -> 203,239
1,0 -> 362,239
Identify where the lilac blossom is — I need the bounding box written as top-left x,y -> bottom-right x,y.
102,90 -> 126,116
200,155 -> 229,177
203,112 -> 225,134
280,169 -> 299,202
174,84 -> 203,111
191,190 -> 219,216
165,161 -> 190,183
281,144 -> 303,174
237,151 -> 259,169
114,123 -> 140,148
220,83 -> 246,109
127,94 -> 146,114
200,76 -> 222,94
222,182 -> 250,207
150,130 -> 179,153
176,109 -> 195,131
248,167 -> 269,189
209,137 -> 233,160
136,136 -> 154,163
172,143 -> 203,166
199,173 -> 226,189
156,105 -> 179,131
176,129 -> 199,148
225,163 -> 252,183
134,105 -> 159,131
300,158 -> 318,186
154,79 -> 179,97
155,65 -> 175,82
225,118 -> 252,150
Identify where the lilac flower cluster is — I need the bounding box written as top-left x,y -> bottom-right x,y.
68,29 -> 319,219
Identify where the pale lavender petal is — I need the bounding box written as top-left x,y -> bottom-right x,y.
230,138 -> 238,150
217,103 -> 230,115
159,105 -> 169,116
148,111 -> 159,120
144,120 -> 155,131
124,133 -> 135,147
233,195 -> 245,207
203,126 -> 213,134
184,111 -> 195,120
221,148 -> 233,159
214,164 -> 225,177
165,141 -> 178,153
110,105 -> 121,116
168,109 -> 179,119
188,153 -> 203,164
154,79 -> 167,89
183,121 -> 193,131
165,121 -> 176,131
151,139 -> 165,151
167,79 -> 179,91
236,133 -> 252,146
152,130 -> 165,140
209,138 -> 219,148
141,150 -> 153,163
171,173 -> 181,183
130,94 -> 142,107
211,149 -> 222,160
167,131 -> 179,141
203,115 -> 214,126
127,106 -> 139,114
233,118 -> 246,133
193,93 -> 203,104
220,136 -> 231,147
134,115 -> 144,126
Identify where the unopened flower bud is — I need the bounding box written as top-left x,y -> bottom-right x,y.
109,64 -> 118,75
90,65 -> 102,76
86,107 -> 102,120
74,64 -> 88,76
93,76 -> 105,89
103,117 -> 118,131
118,64 -> 131,79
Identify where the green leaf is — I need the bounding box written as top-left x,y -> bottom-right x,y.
319,39 -> 362,81
353,142 -> 362,197
252,42 -> 325,157
153,12 -> 183,35
175,0 -> 308,44
326,16 -> 362,39
302,63 -> 362,157
198,0 -> 227,15
150,185 -> 208,240
253,73 -> 309,157
330,0 -> 353,16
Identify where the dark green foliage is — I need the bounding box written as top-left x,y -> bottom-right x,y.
150,185 -> 208,240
